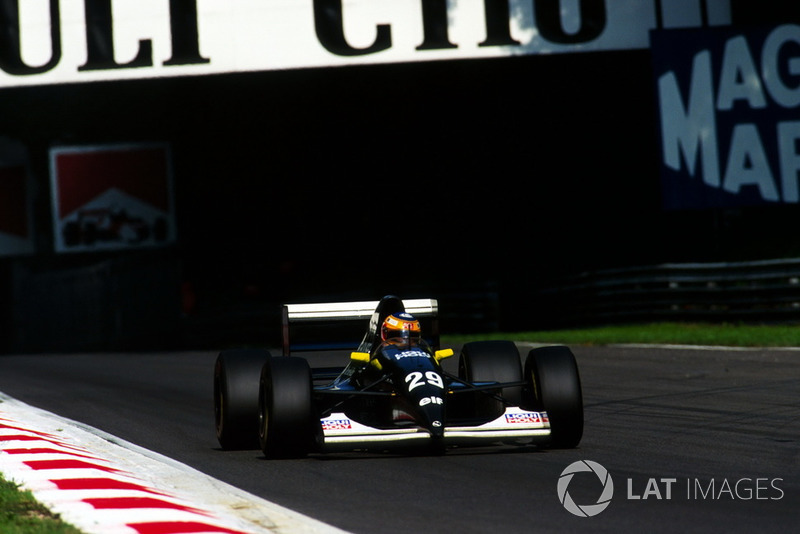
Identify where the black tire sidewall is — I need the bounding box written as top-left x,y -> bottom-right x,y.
459,340 -> 523,406
214,349 -> 270,450
259,357 -> 316,458
524,346 -> 584,448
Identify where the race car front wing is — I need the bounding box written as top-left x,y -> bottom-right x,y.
319,407 -> 551,451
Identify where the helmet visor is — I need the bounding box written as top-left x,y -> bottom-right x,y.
382,315 -> 421,342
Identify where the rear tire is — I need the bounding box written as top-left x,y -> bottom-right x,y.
523,346 -> 583,448
214,349 -> 270,450
459,340 -> 523,406
259,357 -> 317,458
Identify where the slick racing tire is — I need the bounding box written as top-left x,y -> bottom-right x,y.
458,340 -> 523,406
523,346 -> 583,449
259,356 -> 317,459
214,349 -> 270,450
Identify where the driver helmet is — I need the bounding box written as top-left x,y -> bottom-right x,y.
381,312 -> 421,343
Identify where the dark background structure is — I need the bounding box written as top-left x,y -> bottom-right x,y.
1,2 -> 798,351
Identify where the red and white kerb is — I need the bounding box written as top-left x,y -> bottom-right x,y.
0,406 -> 277,534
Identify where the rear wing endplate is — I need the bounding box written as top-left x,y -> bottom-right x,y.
282,297 -> 439,356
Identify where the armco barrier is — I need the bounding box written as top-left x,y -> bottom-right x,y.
9,254 -> 182,352
538,258 -> 800,325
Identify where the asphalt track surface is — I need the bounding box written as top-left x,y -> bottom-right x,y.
0,344 -> 798,533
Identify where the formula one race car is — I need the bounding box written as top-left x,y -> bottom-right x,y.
213,295 -> 583,457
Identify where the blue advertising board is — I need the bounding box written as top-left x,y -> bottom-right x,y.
652,24 -> 800,210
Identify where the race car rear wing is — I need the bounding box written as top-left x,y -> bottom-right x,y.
282,296 -> 439,356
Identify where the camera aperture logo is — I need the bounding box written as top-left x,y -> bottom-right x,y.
557,460 -> 786,518
557,460 -> 614,517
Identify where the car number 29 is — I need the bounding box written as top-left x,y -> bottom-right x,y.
405,371 -> 444,391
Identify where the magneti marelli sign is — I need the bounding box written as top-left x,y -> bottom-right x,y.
653,23 -> 800,209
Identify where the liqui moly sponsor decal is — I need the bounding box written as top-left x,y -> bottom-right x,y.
505,411 -> 544,424
2,0 -> 730,88
653,24 -> 800,209
322,418 -> 353,431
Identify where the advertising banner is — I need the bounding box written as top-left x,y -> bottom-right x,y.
49,143 -> 176,253
0,138 -> 34,256
1,0 -> 730,88
652,24 -> 800,210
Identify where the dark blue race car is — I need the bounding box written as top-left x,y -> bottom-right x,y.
214,295 -> 583,457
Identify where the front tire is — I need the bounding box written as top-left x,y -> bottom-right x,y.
459,340 -> 523,406
523,346 -> 583,448
214,349 -> 270,450
259,357 -> 317,458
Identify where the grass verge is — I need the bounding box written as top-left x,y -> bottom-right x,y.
0,477 -> 82,534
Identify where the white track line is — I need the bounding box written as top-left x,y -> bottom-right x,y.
0,393 -> 348,534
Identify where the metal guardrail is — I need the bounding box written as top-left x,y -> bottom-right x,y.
10,254 -> 182,352
539,258 -> 800,324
